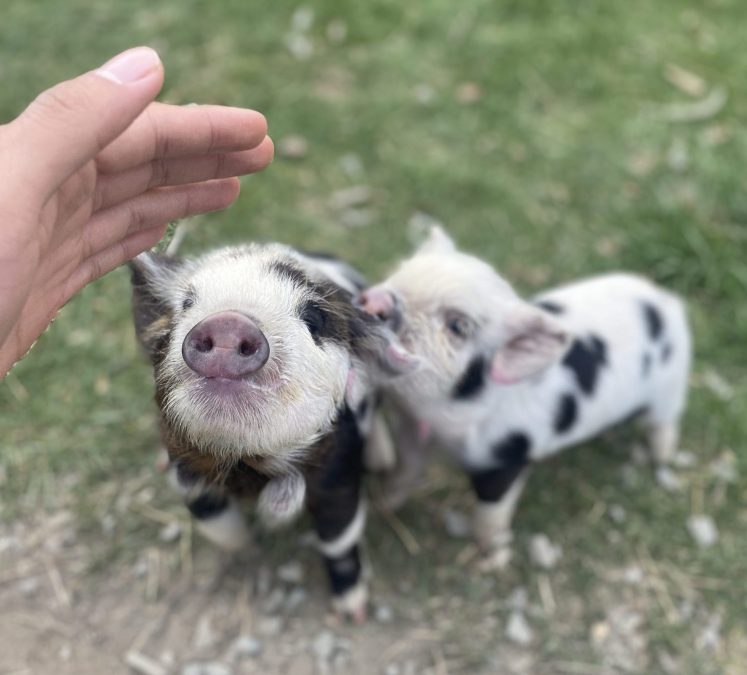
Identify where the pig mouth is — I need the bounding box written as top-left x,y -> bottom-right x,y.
190,373 -> 283,408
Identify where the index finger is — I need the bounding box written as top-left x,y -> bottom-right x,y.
96,102 -> 268,173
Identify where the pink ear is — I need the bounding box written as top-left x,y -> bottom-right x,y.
490,305 -> 570,384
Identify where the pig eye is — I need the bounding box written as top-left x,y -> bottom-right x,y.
445,311 -> 471,339
301,302 -> 327,339
182,297 -> 194,311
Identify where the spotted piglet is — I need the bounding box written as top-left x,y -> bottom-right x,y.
359,227 -> 691,567
129,243 -> 405,619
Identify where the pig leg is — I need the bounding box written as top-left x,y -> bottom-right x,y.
169,463 -> 250,552
307,433 -> 368,622
469,464 -> 529,571
376,409 -> 430,512
310,496 -> 368,623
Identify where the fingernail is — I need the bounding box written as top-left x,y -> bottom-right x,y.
95,47 -> 161,84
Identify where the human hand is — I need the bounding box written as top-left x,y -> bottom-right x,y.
0,46 -> 273,376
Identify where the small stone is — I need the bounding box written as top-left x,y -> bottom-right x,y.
285,34 -> 313,61
656,466 -> 683,492
374,604 -> 393,623
338,153 -> 363,177
456,82 -> 483,104
528,534 -> 562,570
507,587 -> 529,611
257,616 -> 284,637
278,135 -> 309,159
687,515 -> 719,548
340,209 -> 374,228
672,451 -> 696,469
290,7 -> 314,32
623,565 -> 644,585
264,587 -> 286,613
384,665 -> 400,675
413,83 -> 436,105
695,613 -> 722,653
609,504 -> 627,524
590,620 -> 610,645
229,635 -> 262,660
59,644 -> 72,661
277,561 -> 305,584
311,630 -> 336,661
159,521 -> 182,543
125,650 -> 169,675
181,662 -> 232,675
505,611 -> 533,645
18,576 -> 41,597
442,508 -> 471,539
326,19 -> 347,44
284,586 -> 308,612
329,185 -> 372,210
194,615 -> 216,649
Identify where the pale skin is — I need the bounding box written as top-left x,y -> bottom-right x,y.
0,46 -> 274,377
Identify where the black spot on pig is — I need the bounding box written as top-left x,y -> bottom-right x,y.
642,302 -> 664,340
563,334 -> 608,395
470,433 -> 530,503
324,548 -> 362,595
269,260 -> 310,289
661,343 -> 673,363
554,393 -> 578,433
187,491 -> 229,520
536,300 -> 564,315
452,355 -> 487,400
493,432 -> 531,467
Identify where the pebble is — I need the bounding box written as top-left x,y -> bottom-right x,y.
285,34 -> 313,61
528,534 -> 562,570
413,83 -> 436,105
290,7 -> 314,32
159,521 -> 182,543
505,611 -> 533,645
277,561 -> 305,585
622,565 -> 644,585
384,665 -> 401,675
374,604 -> 394,623
507,587 -> 529,611
181,662 -> 232,675
456,82 -> 483,104
442,508 -> 471,539
257,616 -> 284,637
278,135 -> 309,159
338,153 -> 363,177
229,635 -> 262,660
326,19 -> 347,44
18,576 -> 41,597
340,209 -> 374,228
284,586 -> 308,612
608,504 -> 627,524
687,514 -> 719,548
329,186 -> 372,211
125,650 -> 168,675
311,630 -> 336,661
655,466 -> 683,492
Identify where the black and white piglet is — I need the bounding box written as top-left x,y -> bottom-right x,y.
359,227 -> 691,567
129,242 -> 405,619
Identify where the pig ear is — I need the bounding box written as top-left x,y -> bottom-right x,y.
490,303 -> 571,384
128,252 -> 183,355
355,320 -> 420,380
416,225 -> 457,255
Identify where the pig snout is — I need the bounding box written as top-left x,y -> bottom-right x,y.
357,288 -> 401,328
182,311 -> 270,379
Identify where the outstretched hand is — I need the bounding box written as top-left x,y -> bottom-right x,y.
0,46 -> 274,376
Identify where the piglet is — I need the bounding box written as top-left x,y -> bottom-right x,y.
129,242 -> 409,618
359,227 -> 691,568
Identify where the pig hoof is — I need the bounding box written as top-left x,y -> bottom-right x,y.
476,545 -> 513,572
332,582 -> 368,624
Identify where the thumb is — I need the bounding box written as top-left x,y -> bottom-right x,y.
12,46 -> 164,193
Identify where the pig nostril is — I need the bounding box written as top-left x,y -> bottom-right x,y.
194,336 -> 214,353
238,340 -> 258,357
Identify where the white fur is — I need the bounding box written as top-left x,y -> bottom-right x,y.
194,502 -> 251,552
148,244 -> 353,463
370,228 -> 692,547
257,469 -> 307,529
316,500 -> 366,558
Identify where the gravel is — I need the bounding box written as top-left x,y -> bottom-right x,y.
687,514 -> 719,548
528,534 -> 562,570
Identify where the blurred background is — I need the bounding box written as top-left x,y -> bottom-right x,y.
1,1 -> 746,673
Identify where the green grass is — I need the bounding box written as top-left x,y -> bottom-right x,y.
1,0 -> 746,672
